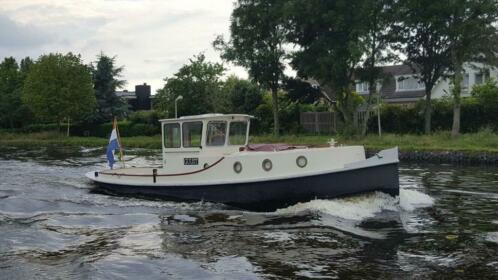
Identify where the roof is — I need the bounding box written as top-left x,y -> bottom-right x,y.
115,91 -> 136,100
357,64 -> 425,101
159,114 -> 254,122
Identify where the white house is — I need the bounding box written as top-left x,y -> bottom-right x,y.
355,63 -> 498,105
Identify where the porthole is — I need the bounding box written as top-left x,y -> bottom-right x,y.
233,161 -> 243,173
262,159 -> 272,171
296,156 -> 307,168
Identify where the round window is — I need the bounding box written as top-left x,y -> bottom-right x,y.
233,161 -> 243,173
296,156 -> 307,168
262,159 -> 272,171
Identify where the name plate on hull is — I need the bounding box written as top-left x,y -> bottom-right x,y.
184,158 -> 199,165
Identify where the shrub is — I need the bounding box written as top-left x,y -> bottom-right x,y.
128,110 -> 166,125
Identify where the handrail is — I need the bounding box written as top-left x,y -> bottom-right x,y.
99,157 -> 225,177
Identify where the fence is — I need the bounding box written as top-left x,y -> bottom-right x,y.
300,112 -> 336,134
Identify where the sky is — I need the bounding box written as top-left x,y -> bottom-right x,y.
0,0 -> 248,93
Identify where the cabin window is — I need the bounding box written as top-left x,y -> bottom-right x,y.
163,123 -> 180,148
229,121 -> 247,145
182,121 -> 203,148
206,121 -> 227,146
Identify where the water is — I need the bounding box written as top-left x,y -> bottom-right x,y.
0,146 -> 497,279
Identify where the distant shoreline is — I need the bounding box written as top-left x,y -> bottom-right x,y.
1,132 -> 497,164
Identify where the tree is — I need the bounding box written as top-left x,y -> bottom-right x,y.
355,0 -> 397,136
22,53 -> 96,135
393,0 -> 452,134
222,76 -> 263,115
283,78 -> 321,104
285,0 -> 372,135
0,57 -> 23,128
155,54 -> 225,117
90,53 -> 128,123
445,0 -> 498,137
214,0 -> 288,136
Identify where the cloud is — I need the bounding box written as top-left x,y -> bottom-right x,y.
0,14 -> 52,48
0,0 -> 245,91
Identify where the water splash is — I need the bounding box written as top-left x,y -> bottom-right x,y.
399,189 -> 434,211
276,188 -> 434,222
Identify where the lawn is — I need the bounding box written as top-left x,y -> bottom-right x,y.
1,131 -> 498,153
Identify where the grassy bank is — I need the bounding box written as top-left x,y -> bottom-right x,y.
254,131 -> 498,153
1,131 -> 498,153
0,132 -> 162,149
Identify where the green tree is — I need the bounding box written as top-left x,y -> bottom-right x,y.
155,54 -> 225,117
445,0 -> 498,137
222,76 -> 263,115
90,53 -> 128,123
214,0 -> 288,136
355,0 -> 396,136
285,0 -> 371,135
283,78 -> 321,104
20,57 -> 34,78
0,57 -> 23,128
393,0 -> 452,134
22,53 -> 96,136
472,79 -> 498,112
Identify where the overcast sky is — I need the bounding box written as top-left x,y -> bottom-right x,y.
0,0 -> 248,93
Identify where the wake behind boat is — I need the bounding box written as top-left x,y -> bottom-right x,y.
86,114 -> 399,211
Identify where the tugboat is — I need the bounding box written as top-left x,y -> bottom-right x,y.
86,114 -> 399,211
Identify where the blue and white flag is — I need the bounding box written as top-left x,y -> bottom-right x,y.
106,128 -> 120,169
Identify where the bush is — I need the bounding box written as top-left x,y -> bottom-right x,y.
128,110 -> 166,125
368,93 -> 498,134
18,123 -> 61,133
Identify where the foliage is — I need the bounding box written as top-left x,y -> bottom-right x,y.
392,0 -> 452,134
22,53 -> 96,126
368,93 -> 498,134
127,110 -> 167,125
90,53 -> 128,123
441,0 -> 498,136
0,57 -> 24,128
214,0 -> 288,135
154,54 -> 225,117
283,78 -> 321,104
472,79 -> 498,107
285,0 -> 375,133
222,76 -> 263,115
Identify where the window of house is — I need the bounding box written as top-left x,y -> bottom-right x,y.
229,121 -> 248,145
355,81 -> 369,93
182,122 -> 203,148
475,71 -> 489,85
163,123 -> 180,148
397,76 -> 424,91
206,121 -> 227,146
462,73 -> 469,89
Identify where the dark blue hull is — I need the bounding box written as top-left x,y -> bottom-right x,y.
91,162 -> 399,211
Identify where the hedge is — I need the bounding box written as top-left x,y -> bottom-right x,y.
368,98 -> 498,134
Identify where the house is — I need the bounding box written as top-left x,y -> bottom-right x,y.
355,63 -> 498,105
115,83 -> 154,111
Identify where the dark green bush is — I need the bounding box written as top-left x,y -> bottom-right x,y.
19,123 -> 61,133
368,95 -> 498,134
128,110 -> 166,125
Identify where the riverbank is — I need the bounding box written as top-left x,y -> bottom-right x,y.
1,131 -> 498,163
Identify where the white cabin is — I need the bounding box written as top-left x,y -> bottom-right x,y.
159,114 -> 253,173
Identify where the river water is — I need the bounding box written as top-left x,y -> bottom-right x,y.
0,146 -> 496,279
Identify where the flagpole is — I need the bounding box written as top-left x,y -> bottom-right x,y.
114,117 -> 125,168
